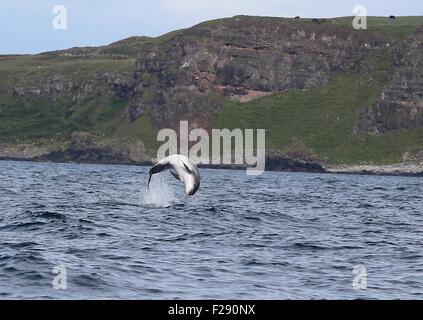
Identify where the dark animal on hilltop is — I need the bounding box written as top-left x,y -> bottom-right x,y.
294,16 -> 300,19
389,15 -> 396,20
311,18 -> 326,24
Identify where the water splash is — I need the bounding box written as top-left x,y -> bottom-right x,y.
94,174 -> 180,208
142,174 -> 179,208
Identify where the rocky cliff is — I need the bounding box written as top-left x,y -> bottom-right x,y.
357,23 -> 423,133
1,15 -> 423,169
129,16 -> 395,131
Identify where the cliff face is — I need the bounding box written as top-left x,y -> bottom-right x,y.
130,17 -> 393,130
1,15 -> 423,167
11,72 -> 134,102
357,24 -> 423,133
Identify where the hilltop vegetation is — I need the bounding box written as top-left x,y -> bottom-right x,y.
0,15 -> 422,166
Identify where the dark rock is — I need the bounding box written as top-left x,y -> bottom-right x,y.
357,24 -> 423,133
39,148 -> 127,164
265,156 -> 326,173
129,16 -> 393,129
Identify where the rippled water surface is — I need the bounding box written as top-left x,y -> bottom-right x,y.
0,160 -> 422,299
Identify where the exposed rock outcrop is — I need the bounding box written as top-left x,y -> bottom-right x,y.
2,15 -> 423,172
129,16 -> 394,130
12,73 -> 134,102
357,24 -> 423,133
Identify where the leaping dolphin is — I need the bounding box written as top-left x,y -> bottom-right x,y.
148,155 -> 201,196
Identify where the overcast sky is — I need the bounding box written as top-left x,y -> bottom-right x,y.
1,0 -> 422,54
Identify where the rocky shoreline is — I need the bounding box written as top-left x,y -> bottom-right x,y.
2,16 -> 423,179
326,163 -> 423,177
1,153 -> 422,177
1,141 -> 422,177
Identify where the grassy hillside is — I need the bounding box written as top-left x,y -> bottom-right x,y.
1,15 -> 423,164
331,16 -> 423,39
200,15 -> 423,39
199,15 -> 423,165
217,55 -> 423,164
0,54 -> 160,160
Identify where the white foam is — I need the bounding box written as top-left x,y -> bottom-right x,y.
142,174 -> 179,208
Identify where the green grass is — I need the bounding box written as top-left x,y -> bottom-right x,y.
0,91 -> 159,154
330,129 -> 423,164
0,95 -> 123,141
0,54 -> 135,83
0,45 -> 156,153
0,98 -> 73,141
330,16 -> 423,39
216,54 -> 422,164
1,15 -> 423,163
195,15 -> 423,40
103,114 -> 159,152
